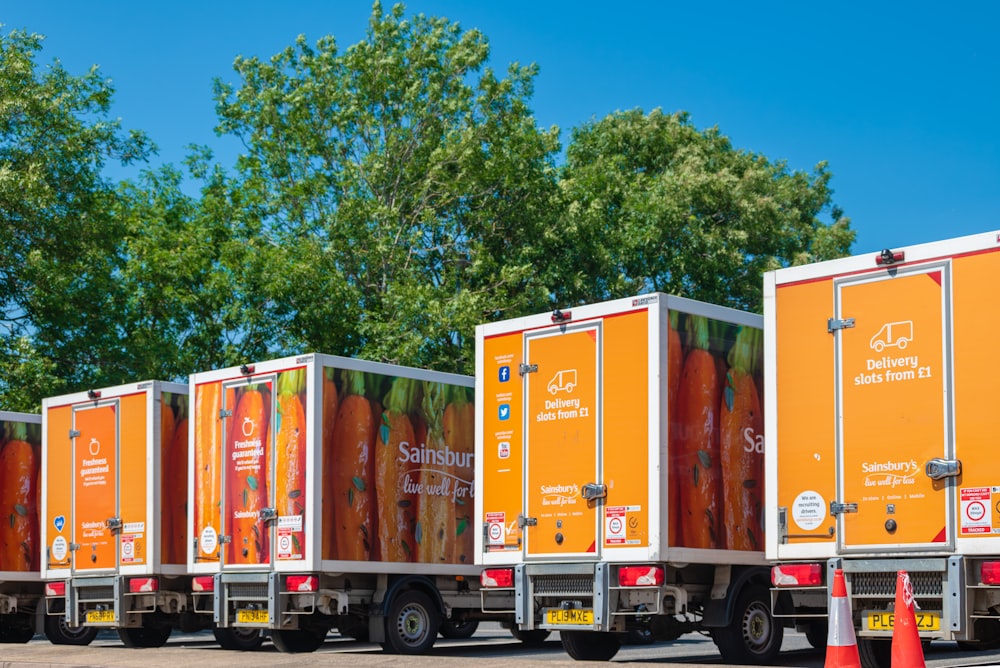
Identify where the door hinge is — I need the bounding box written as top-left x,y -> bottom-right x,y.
219,535 -> 232,544
68,429 -> 81,438
518,514 -> 537,528
69,542 -> 81,552
219,409 -> 233,419
519,363 -> 538,376
106,517 -> 123,534
827,318 -> 856,333
581,483 -> 607,501
926,458 -> 962,480
259,507 -> 277,523
830,501 -> 858,516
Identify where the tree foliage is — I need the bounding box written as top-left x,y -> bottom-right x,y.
212,1 -> 561,373
0,6 -> 856,407
0,28 -> 152,406
555,109 -> 853,311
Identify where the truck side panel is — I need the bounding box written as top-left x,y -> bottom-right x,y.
770,278 -> 838,559
953,249 -> 1000,547
602,310 -> 650,551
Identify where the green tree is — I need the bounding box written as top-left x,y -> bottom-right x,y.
213,1 -> 561,374
555,109 -> 853,311
0,28 -> 152,405
110,156 -> 283,381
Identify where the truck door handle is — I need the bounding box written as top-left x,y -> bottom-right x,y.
581,483 -> 607,501
925,458 -> 962,480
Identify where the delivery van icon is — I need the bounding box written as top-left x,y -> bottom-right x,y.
870,321 -> 913,352
547,369 -> 577,395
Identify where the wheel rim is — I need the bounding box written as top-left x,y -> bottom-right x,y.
396,601 -> 431,647
742,600 -> 772,653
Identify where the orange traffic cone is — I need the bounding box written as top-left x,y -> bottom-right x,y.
825,568 -> 861,668
891,570 -> 926,668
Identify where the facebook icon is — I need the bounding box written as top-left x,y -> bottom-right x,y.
498,365 -> 511,383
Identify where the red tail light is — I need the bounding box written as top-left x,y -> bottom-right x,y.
618,566 -> 664,587
772,563 -> 823,587
981,562 -> 1000,585
45,581 -> 66,597
480,568 -> 514,588
192,576 -> 215,592
129,577 -> 158,593
286,575 -> 318,592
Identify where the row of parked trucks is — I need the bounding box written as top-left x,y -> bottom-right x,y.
1,230 -> 1000,667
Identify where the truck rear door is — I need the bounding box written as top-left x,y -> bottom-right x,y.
522,322 -> 602,559
221,377 -> 276,568
71,401 -> 119,573
834,263 -> 954,551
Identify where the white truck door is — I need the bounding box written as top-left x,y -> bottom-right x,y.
522,322 -> 602,559
833,263 -> 954,552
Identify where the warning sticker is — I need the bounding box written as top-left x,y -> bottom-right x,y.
604,505 -> 642,546
960,487 -> 996,535
486,512 -> 506,547
121,534 -> 137,563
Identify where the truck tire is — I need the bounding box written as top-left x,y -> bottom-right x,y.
213,626 -> 264,650
857,637 -> 891,668
271,628 -> 327,653
561,630 -> 621,661
381,589 -> 439,654
439,619 -> 479,639
805,620 -> 828,649
43,615 -> 98,646
0,612 -> 35,643
117,622 -> 172,648
509,626 -> 551,645
710,584 -> 783,664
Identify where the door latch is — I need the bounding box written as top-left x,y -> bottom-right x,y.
519,363 -> 538,376
106,517 -> 123,534
830,501 -> 858,516
518,514 -> 537,528
926,458 -> 962,480
259,507 -> 278,523
581,483 -> 607,501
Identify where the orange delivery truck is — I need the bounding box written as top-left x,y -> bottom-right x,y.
475,293 -> 781,662
0,411 -> 53,644
765,230 -> 1000,667
39,381 -> 248,648
187,353 -> 499,654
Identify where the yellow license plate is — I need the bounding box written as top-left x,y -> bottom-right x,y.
866,610 -> 940,632
236,608 -> 269,624
86,609 -> 115,623
546,608 -> 594,625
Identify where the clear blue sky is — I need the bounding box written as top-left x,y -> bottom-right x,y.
5,1 -> 998,254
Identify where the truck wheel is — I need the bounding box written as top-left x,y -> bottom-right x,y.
270,628 -> 327,653
711,584 -> 783,664
509,626 -> 551,645
561,630 -> 621,661
805,620 -> 828,649
43,615 -> 98,646
439,619 -> 479,639
213,626 -> 264,650
0,612 -> 35,643
117,623 -> 172,648
857,637 -> 891,668
337,615 -> 370,641
382,590 -> 439,654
